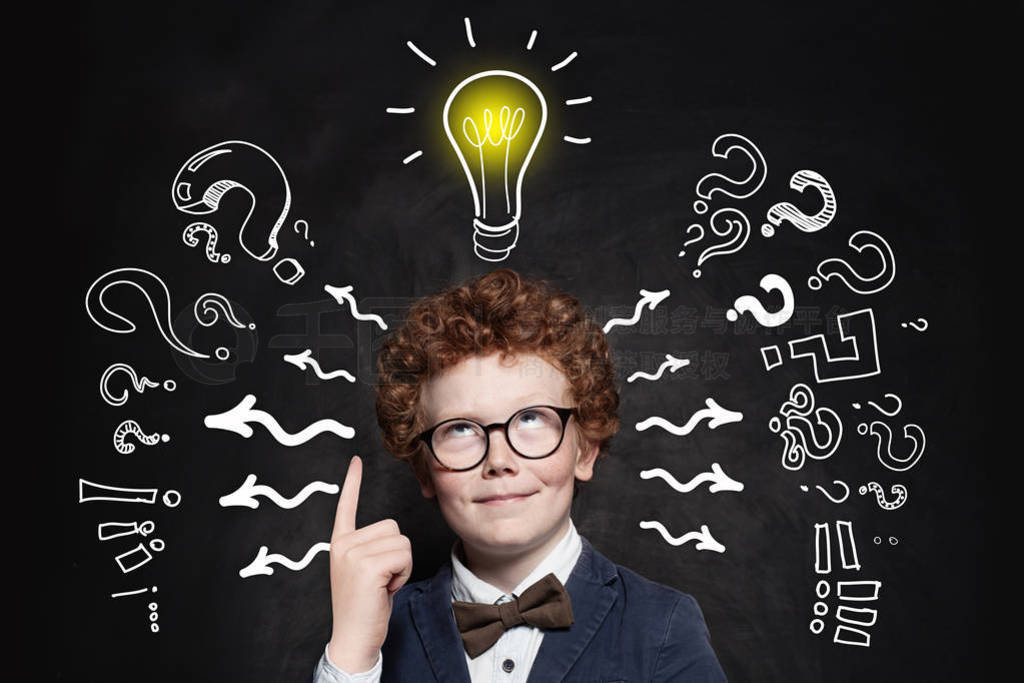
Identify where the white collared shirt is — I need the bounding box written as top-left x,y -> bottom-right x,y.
315,519 -> 583,682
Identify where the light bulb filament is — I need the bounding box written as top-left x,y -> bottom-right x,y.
461,106 -> 527,215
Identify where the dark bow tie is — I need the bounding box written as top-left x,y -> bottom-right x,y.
452,572 -> 574,658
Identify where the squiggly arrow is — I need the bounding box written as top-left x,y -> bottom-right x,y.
627,354 -> 690,383
239,542 -> 331,578
603,289 -> 671,333
204,394 -> 354,445
219,474 -> 340,509
324,284 -> 388,330
639,521 -> 725,553
283,349 -> 356,382
640,463 -> 744,493
635,398 -> 743,435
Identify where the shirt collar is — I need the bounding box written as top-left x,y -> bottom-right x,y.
450,518 -> 582,604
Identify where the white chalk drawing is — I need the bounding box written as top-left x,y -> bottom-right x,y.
194,292 -> 255,331
636,398 -> 743,435
809,620 -> 825,635
406,40 -> 436,66
602,289 -> 671,333
852,392 -> 902,417
626,354 -> 690,382
86,267 -> 218,359
563,136 -> 591,144
808,230 -> 896,294
171,140 -> 305,285
98,520 -> 155,541
443,70 -> 547,262
79,479 -> 181,507
463,17 -> 475,47
565,96 -> 592,106
386,107 -> 415,114
638,521 -> 725,553
640,463 -> 744,493
204,393 -> 355,445
762,308 -> 881,383
677,223 -> 704,258
858,420 -> 926,472
726,274 -> 794,326
836,520 -> 861,570
816,580 -> 830,599
813,602 -> 828,616
836,580 -> 882,601
219,474 -> 340,510
834,625 -> 871,647
551,51 -> 578,71
901,317 -> 928,332
100,363 -> 176,407
239,541 -> 331,578
111,586 -> 157,599
113,420 -> 170,455
693,133 -> 767,215
402,150 -> 424,164
323,284 -> 389,330
149,601 -> 160,633
115,539 -> 165,573
283,349 -> 356,382
769,383 -> 842,471
836,606 -> 877,627
800,480 -> 850,504
526,30 -> 537,50
293,219 -> 314,247
182,224 -> 230,263
858,482 -> 908,510
814,523 -> 831,574
761,169 -> 837,238
691,208 -> 751,278
273,257 -> 305,285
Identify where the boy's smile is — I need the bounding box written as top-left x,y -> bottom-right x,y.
413,351 -> 599,587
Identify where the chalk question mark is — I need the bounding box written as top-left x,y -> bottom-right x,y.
769,383 -> 843,471
693,133 -> 767,214
858,420 -> 926,472
692,208 -> 750,278
113,420 -> 170,455
901,318 -> 928,332
852,392 -> 902,417
100,363 -> 176,407
171,140 -> 305,285
726,274 -> 795,327
677,224 -> 704,257
800,480 -> 850,504
182,224 -> 230,264
808,230 -> 896,294
761,169 -> 837,237
858,482 -> 908,510
293,219 -> 314,247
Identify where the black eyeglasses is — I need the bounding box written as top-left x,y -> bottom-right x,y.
413,405 -> 576,472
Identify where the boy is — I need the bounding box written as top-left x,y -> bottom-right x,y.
313,268 -> 727,682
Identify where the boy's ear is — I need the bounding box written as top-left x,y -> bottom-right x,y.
574,440 -> 600,482
410,455 -> 436,499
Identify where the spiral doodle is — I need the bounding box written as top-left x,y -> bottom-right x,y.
113,420 -> 170,454
183,223 -> 231,264
858,482 -> 908,510
100,363 -> 176,407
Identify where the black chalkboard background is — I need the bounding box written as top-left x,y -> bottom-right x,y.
57,1 -> 998,681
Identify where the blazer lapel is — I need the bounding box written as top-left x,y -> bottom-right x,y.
527,537 -> 619,683
408,562 -> 472,683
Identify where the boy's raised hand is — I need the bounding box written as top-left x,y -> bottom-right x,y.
327,455 -> 413,673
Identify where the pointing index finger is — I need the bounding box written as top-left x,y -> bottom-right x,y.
332,455 -> 362,538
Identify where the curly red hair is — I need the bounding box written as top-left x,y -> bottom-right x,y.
375,268 -> 620,470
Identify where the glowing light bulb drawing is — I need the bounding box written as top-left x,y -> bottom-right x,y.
443,70 -> 547,262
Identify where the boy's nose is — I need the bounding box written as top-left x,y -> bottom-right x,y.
482,430 -> 519,475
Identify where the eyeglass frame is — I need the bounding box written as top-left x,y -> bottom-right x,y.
413,405 -> 577,472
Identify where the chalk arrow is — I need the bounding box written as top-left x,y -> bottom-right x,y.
639,521 -> 726,553
635,398 -> 743,435
324,284 -> 388,330
640,463 -> 744,493
627,354 -> 691,383
603,288 -> 671,333
283,349 -> 356,382
204,394 -> 355,446
219,474 -> 340,510
239,541 -> 331,578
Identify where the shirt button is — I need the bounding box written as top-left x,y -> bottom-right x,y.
502,658 -> 515,673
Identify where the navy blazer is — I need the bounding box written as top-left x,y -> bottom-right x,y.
375,535 -> 727,682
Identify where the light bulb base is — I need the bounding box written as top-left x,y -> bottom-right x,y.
472,218 -> 519,262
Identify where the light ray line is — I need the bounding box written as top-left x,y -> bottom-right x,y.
402,150 -> 423,164
464,17 -> 475,47
565,96 -> 592,106
406,41 -> 436,66
386,107 -> 415,114
526,30 -> 538,50
564,136 -> 592,144
551,51 -> 578,71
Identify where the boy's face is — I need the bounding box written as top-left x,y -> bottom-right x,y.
413,351 -> 599,561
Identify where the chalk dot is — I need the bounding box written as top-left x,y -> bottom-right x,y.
807,276 -> 822,290
222,254 -> 232,264
139,521 -> 155,535
149,539 -> 166,552
161,434 -> 170,443
692,269 -> 702,278
149,612 -> 159,622
889,536 -> 899,545
813,601 -> 828,616
215,347 -> 230,360
726,309 -> 738,322
768,416 -> 781,433
816,580 -> 829,598
162,490 -> 182,507
799,485 -> 808,492
809,619 -> 824,635
858,485 -> 868,495
851,402 -> 861,409
148,602 -> 158,611
874,536 -> 882,544
761,224 -> 775,237
693,200 -> 708,215
310,240 -> 316,247
857,423 -> 868,435
163,380 -> 177,391
151,623 -> 160,633
248,323 -> 255,330
152,586 -> 158,593
900,322 -> 908,328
